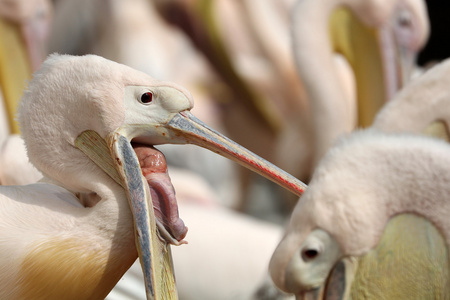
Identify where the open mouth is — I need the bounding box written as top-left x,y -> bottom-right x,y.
132,142 -> 188,245
75,109 -> 307,298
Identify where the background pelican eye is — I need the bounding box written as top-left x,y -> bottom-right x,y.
302,248 -> 320,261
140,92 -> 153,104
397,10 -> 412,28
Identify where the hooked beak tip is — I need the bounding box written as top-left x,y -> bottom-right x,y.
166,112 -> 307,197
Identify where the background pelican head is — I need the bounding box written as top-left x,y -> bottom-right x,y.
328,0 -> 430,111
0,0 -> 52,70
350,0 -> 429,92
269,130 -> 450,298
0,0 -> 52,135
290,0 -> 430,167
275,0 -> 431,183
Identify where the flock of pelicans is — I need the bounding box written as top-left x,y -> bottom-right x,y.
0,0 -> 449,299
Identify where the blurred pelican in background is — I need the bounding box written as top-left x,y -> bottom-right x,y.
270,58 -> 450,299
275,0 -> 430,182
48,0 -> 245,209
0,0 -> 51,185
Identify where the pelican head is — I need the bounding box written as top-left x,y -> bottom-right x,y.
270,130 -> 450,299
18,54 -> 305,298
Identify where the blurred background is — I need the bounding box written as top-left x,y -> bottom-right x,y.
418,1 -> 450,65
0,0 -> 449,299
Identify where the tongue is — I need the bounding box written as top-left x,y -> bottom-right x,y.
132,143 -> 188,243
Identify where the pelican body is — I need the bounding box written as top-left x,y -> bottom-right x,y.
0,54 -> 306,299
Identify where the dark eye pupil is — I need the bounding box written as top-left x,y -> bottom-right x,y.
302,249 -> 319,260
141,92 -> 153,103
399,16 -> 410,27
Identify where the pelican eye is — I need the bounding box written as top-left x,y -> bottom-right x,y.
140,92 -> 153,104
397,10 -> 412,28
302,248 -> 320,261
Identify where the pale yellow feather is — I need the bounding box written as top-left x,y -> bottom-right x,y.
17,237 -> 136,300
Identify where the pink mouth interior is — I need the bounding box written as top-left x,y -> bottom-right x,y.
132,143 -> 188,243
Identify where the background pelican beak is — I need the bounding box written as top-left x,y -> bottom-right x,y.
165,111 -> 307,197
0,17 -> 32,134
348,214 -> 449,299
295,289 -> 322,300
319,258 -> 356,300
290,258 -> 355,300
294,214 -> 449,300
329,8 -> 401,127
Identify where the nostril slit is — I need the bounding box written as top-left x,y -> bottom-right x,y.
302,249 -> 319,261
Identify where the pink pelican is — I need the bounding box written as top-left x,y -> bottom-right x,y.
372,57 -> 450,140
0,0 -> 52,186
0,0 -> 52,135
269,58 -> 450,298
270,130 -> 450,298
0,54 -> 305,299
48,0 -> 244,208
276,0 -> 430,181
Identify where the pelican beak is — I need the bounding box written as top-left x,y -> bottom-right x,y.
116,109 -> 306,297
75,107 -> 307,299
75,130 -> 178,300
287,258 -> 355,300
109,133 -> 178,300
343,214 -> 448,299
313,259 -> 355,300
294,289 -> 322,300
160,111 -> 307,196
0,17 -> 32,134
19,1 -> 52,72
329,8 -> 413,127
287,214 -> 449,300
117,109 -> 307,196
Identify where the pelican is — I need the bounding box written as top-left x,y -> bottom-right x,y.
269,129 -> 450,298
269,59 -> 450,298
372,57 -> 450,140
1,54 -> 305,299
0,0 -> 51,70
48,0 -> 246,209
276,0 -> 430,180
0,0 -> 52,136
0,1 -> 52,187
